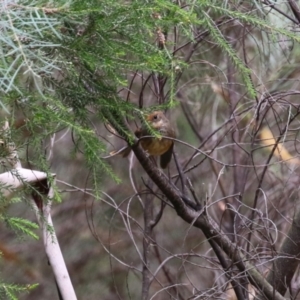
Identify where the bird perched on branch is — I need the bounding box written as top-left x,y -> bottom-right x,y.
113,111 -> 175,169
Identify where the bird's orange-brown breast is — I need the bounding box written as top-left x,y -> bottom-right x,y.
140,137 -> 173,156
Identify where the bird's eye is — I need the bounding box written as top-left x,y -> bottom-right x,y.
153,115 -> 158,120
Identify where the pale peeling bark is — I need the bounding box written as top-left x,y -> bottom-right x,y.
0,122 -> 77,300
0,168 -> 77,300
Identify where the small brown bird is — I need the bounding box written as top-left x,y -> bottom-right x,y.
118,111 -> 175,168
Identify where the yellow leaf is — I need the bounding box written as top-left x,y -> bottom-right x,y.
260,127 -> 300,165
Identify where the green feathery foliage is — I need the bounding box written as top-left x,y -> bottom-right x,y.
3,217 -> 39,239
0,2 -> 61,98
0,282 -> 38,300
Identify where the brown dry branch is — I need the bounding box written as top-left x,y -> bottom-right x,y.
105,110 -> 285,300
266,205 -> 300,296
